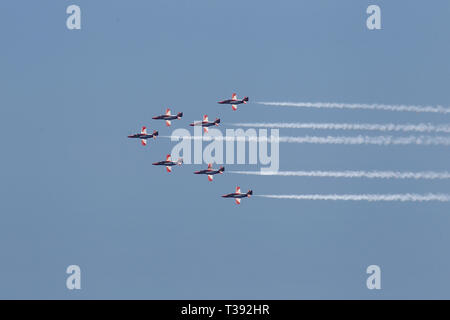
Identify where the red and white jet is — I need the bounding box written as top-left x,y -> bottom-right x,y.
189,115 -> 220,133
152,108 -> 183,127
152,154 -> 183,172
218,93 -> 249,111
194,163 -> 225,181
222,186 -> 253,205
127,126 -> 158,146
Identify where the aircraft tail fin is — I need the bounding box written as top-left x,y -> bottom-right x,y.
177,158 -> 183,166
247,190 -> 253,197
219,166 -> 225,173
177,112 -> 183,119
215,118 -> 220,125
153,130 -> 158,139
243,97 -> 249,104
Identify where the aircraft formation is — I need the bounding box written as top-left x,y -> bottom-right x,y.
127,93 -> 252,205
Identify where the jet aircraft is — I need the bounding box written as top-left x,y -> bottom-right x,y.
217,93 -> 249,111
152,154 -> 183,172
222,186 -> 253,204
194,163 -> 225,181
127,126 -> 158,146
189,115 -> 220,133
152,108 -> 183,127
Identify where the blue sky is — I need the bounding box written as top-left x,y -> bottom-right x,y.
0,0 -> 449,299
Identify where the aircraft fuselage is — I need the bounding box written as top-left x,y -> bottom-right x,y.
128,133 -> 155,139
218,99 -> 245,105
222,193 -> 249,199
194,169 -> 222,175
153,115 -> 179,120
152,161 -> 177,166
190,120 -> 220,127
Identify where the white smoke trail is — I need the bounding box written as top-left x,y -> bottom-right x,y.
230,170 -> 450,180
162,135 -> 450,146
232,122 -> 450,133
256,193 -> 450,202
277,135 -> 450,146
257,101 -> 450,114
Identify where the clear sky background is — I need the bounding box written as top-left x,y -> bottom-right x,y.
0,0 -> 450,299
